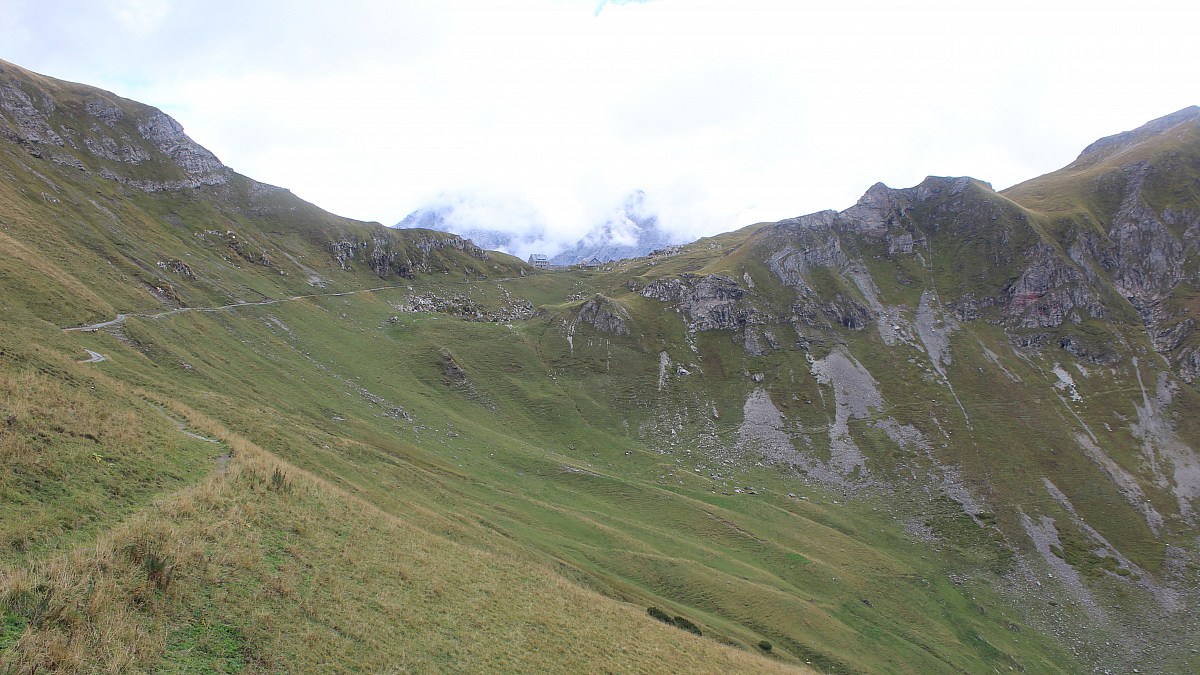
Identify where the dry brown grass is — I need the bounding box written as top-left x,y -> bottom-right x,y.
1,418 -> 805,674
0,370 -> 140,465
0,349 -> 225,561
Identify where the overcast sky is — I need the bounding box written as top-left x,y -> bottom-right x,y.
4,0 -> 1198,242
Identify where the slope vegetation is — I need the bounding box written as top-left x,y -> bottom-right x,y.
2,61 -> 1199,673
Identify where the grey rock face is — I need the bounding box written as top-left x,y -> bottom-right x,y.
83,135 -> 150,164
134,111 -> 228,187
1004,243 -> 1104,328
85,99 -> 124,126
888,233 -> 914,255
0,70 -> 230,192
1180,347 -> 1200,383
765,230 -> 874,331
760,162 -> 1200,381
575,295 -> 631,336
331,232 -> 489,278
390,290 -> 533,323
1104,163 -> 1184,318
766,235 -> 850,287
1051,159 -> 1200,378
641,274 -> 751,331
838,182 -> 913,233
0,82 -> 64,148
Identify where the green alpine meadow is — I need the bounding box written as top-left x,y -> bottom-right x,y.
2,60 -> 1199,673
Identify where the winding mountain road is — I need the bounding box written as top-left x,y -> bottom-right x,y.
62,284 -> 414,332
78,349 -> 107,363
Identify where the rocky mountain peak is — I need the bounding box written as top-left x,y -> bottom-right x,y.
0,60 -> 228,192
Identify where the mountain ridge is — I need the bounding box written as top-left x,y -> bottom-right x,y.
1073,105 -> 1200,167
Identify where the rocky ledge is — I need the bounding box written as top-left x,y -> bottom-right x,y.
640,273 -> 752,331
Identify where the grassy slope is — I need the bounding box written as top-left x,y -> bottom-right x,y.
0,204 -> 805,672
1,396 -> 797,674
0,177 -> 1074,671
0,63 -> 802,672
2,280 -> 1073,673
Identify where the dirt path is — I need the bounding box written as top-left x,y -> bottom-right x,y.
78,349 -> 107,363
62,284 -> 414,332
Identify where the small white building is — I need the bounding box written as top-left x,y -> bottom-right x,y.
527,253 -> 549,269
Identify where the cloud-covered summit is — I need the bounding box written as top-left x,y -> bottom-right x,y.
549,190 -> 678,265
395,189 -> 685,264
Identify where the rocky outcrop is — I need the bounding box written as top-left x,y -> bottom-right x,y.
575,295 -> 631,336
888,233 -> 914,255
743,327 -> 779,356
0,66 -> 229,192
201,230 -> 277,269
84,98 -> 123,125
838,181 -> 915,233
770,176 -> 974,244
439,349 -> 468,387
764,235 -> 878,332
0,82 -> 64,149
331,232 -> 489,278
126,111 -> 228,191
390,290 -> 533,323
1057,160 -> 1200,377
951,294 -> 996,322
766,235 -> 850,287
84,135 -> 150,164
1102,163 -> 1185,321
816,295 -> 873,330
156,259 -> 195,279
1003,243 -> 1105,328
641,273 -> 752,331
415,233 -> 487,259
761,181 -> 981,333
1180,346 -> 1200,383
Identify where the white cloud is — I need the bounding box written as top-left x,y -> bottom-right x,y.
4,0 -> 1198,240
112,0 -> 170,35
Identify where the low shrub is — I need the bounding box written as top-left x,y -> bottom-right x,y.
672,615 -> 702,636
269,467 -> 291,493
647,606 -> 672,624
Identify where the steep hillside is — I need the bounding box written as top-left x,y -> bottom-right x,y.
0,59 -> 525,328
2,60 -> 1199,674
1004,106 -> 1200,381
0,61 -> 787,673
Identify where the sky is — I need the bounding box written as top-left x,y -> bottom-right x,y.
4,0 -> 1198,247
